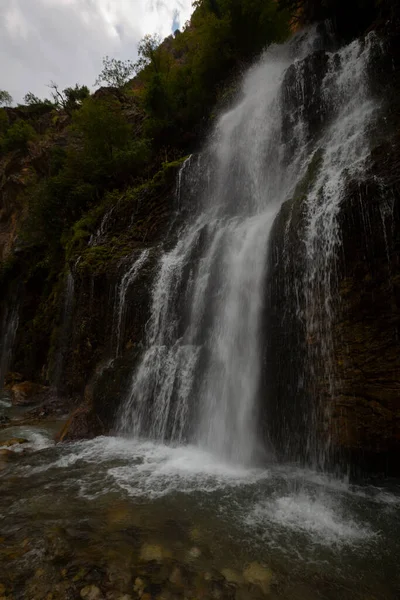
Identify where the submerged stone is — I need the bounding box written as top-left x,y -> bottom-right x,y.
80,585 -> 104,600
139,544 -> 172,562
169,566 -> 185,588
242,562 -> 273,594
221,569 -> 244,586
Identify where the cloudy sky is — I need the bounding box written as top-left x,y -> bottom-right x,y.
1,0 -> 193,104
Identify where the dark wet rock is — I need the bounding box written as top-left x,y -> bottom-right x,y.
0,448 -> 14,461
264,25 -> 400,477
9,381 -> 48,405
55,405 -> 105,442
44,527 -> 72,562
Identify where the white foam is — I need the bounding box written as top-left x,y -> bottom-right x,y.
108,441 -> 268,498
246,491 -> 375,546
0,426 -> 55,453
14,436 -> 393,549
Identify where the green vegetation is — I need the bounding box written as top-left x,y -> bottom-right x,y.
0,118 -> 36,153
48,82 -> 90,112
131,0 -> 290,146
0,90 -> 12,107
1,0 -> 290,269
95,56 -> 136,88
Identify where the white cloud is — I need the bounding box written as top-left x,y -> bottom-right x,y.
0,0 -> 193,103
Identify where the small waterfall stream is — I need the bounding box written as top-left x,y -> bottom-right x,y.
112,249 -> 150,358
119,28 -> 379,468
0,300 -> 19,390
51,270 -> 75,393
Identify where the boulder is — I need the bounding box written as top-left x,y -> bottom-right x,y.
9,381 -> 48,406
80,585 -> 104,600
242,562 -> 273,594
55,405 -> 105,443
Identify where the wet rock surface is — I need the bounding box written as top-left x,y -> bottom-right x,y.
8,381 -> 48,406
265,25 -> 400,476
56,405 -> 105,443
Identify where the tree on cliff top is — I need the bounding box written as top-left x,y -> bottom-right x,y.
0,90 -> 13,107
94,56 -> 136,88
48,82 -> 90,113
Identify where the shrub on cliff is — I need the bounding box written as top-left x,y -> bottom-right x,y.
0,90 -> 12,107
20,95 -> 150,258
1,119 -> 36,153
130,0 -> 290,147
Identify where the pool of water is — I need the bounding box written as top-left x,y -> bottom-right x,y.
1,422 -> 399,600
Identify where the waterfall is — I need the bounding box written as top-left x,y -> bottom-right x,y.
299,35 -> 378,468
0,300 -> 19,390
266,33 -> 379,469
112,249 -> 150,358
118,28 -> 379,468
52,270 -> 75,393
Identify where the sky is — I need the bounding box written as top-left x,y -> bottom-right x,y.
0,0 -> 194,104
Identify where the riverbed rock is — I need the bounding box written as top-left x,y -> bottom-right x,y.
221,569 -> 244,586
80,585 -> 104,600
169,566 -> 184,588
133,577 -> 145,595
139,544 -> 172,562
0,437 -> 28,447
0,448 -> 14,458
242,562 -> 273,594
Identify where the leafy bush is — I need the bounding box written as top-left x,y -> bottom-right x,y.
3,119 -> 36,152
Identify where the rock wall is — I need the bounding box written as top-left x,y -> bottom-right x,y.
266,24 -> 400,476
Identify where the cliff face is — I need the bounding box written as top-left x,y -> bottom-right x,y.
0,21 -> 399,476
266,25 -> 400,475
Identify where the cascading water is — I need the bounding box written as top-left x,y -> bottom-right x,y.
52,270 -> 75,393
119,28 -> 379,468
266,33 -> 380,469
0,300 -> 19,390
300,35 -> 378,468
112,249 -> 150,358
118,30 -> 315,463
